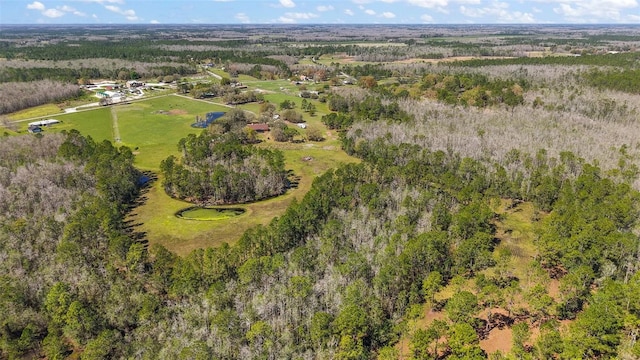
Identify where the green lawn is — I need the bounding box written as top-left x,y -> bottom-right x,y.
114,96 -> 229,170
15,95 -> 230,171
61,108 -> 113,141
7,104 -> 63,120
210,69 -> 231,78
15,107 -> 113,142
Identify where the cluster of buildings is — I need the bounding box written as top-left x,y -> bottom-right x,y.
89,81 -> 149,105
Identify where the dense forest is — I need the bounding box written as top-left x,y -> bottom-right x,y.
161,132 -> 288,204
3,128 -> 640,358
3,24 -> 640,359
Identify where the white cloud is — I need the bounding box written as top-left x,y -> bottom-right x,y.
104,4 -> 139,20
83,0 -> 124,4
407,0 -> 450,7
43,8 -> 65,17
420,13 -> 433,21
460,2 -> 536,23
26,1 -> 45,10
345,9 -> 355,15
403,0 -> 480,8
235,12 -> 250,23
550,0 -> 639,22
381,11 -> 396,18
317,5 -> 334,11
365,9 -> 376,15
284,12 -> 319,19
150,19 -> 159,24
279,0 -> 296,8
277,16 -> 296,23
27,1 -> 86,19
92,13 -> 98,18
105,5 -> 120,12
59,5 -> 86,16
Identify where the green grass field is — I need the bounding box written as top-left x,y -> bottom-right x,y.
54,108 -> 113,141
17,95 -> 230,170
7,104 -> 64,120
113,96 -> 230,170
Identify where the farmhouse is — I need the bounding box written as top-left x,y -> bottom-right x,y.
97,90 -> 122,98
126,80 -> 144,88
28,119 -> 60,127
246,123 -> 270,132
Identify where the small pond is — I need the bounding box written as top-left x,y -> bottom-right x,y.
176,206 -> 246,221
191,111 -> 225,128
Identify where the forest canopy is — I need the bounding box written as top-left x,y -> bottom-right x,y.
160,133 -> 288,204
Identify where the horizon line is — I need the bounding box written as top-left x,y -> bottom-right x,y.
3,23 -> 640,26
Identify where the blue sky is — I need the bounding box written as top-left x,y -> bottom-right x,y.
2,0 -> 640,25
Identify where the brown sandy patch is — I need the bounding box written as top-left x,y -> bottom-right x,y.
548,279 -> 561,301
168,109 -> 188,115
481,326 -> 513,355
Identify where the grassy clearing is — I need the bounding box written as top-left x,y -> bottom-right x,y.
492,199 -> 538,279
13,95 -> 229,171
237,74 -> 259,82
114,96 -> 229,170
133,128 -> 358,256
210,69 -> 231,78
243,79 -> 297,93
12,107 -> 113,141
55,108 -> 113,142
7,104 -> 63,120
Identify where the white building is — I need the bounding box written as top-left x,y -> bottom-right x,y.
28,119 -> 60,127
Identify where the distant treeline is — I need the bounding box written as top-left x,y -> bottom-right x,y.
0,65 -> 196,83
2,40 -> 291,68
451,52 -> 640,68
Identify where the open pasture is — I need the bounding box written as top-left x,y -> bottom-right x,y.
113,96 -> 229,170
24,95 -> 229,170
7,103 -> 64,120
